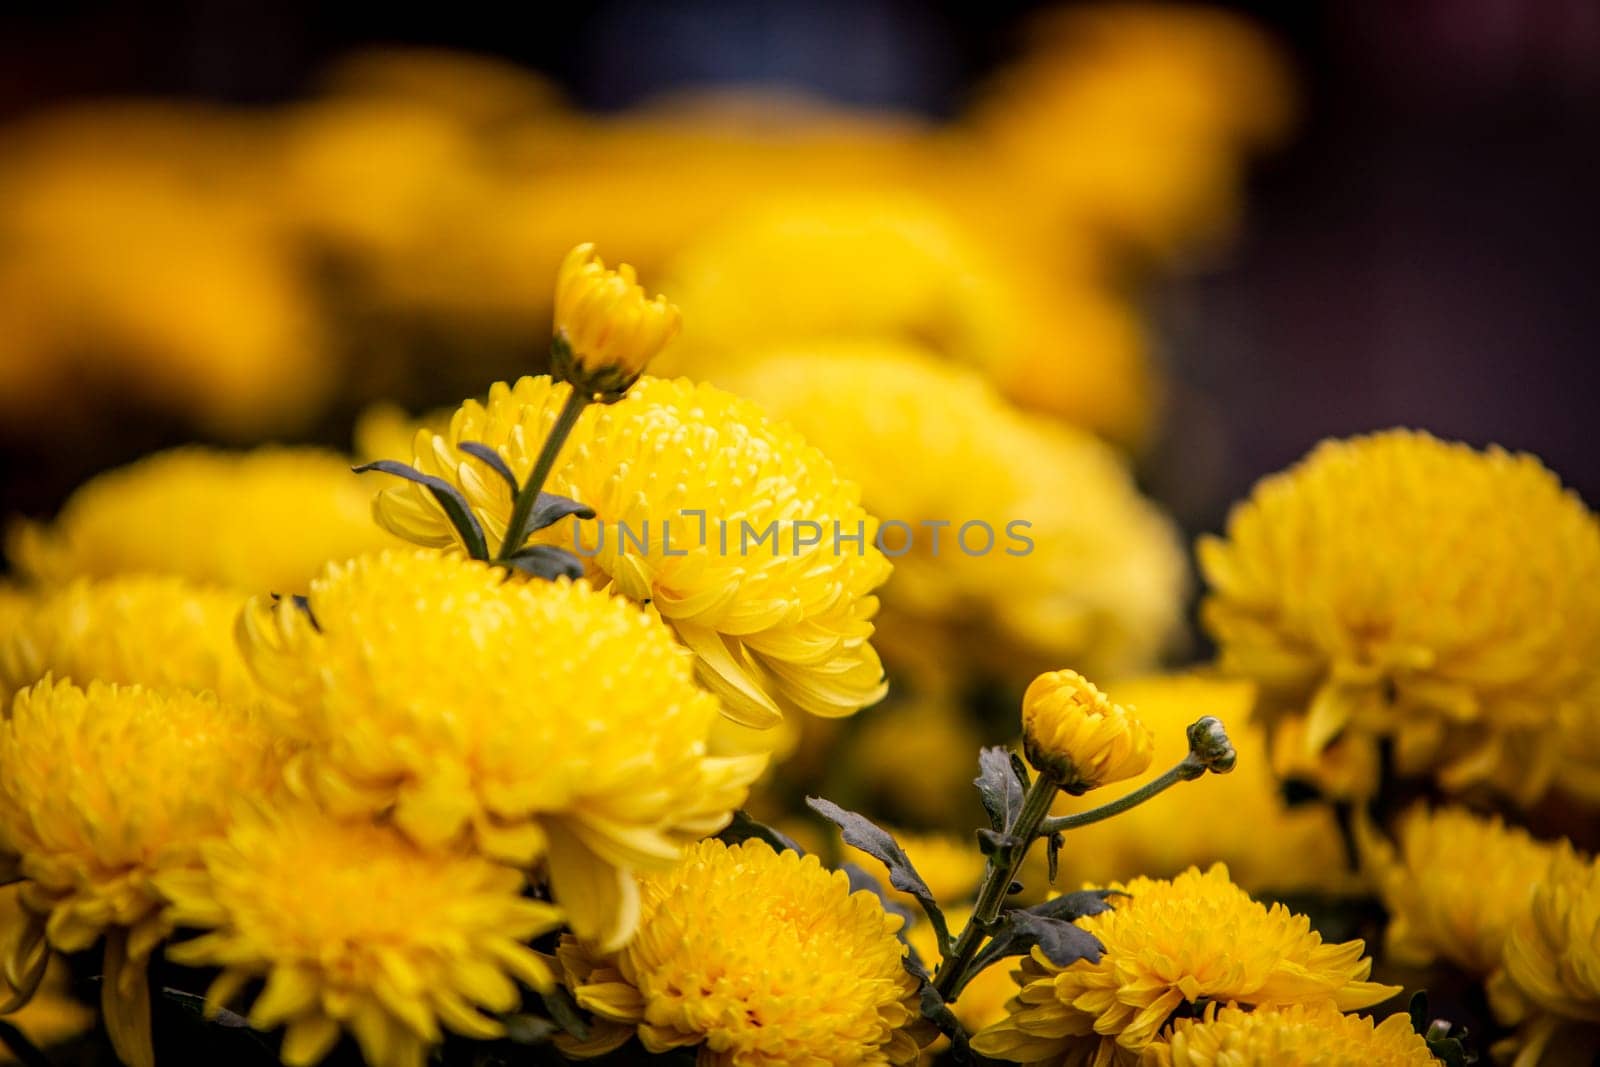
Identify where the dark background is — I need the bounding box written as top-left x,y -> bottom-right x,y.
1,0 -> 1594,535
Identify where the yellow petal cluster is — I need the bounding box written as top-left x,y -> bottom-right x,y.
7,446 -> 398,594
238,549 -> 762,948
971,864 -> 1399,1065
1049,675 -> 1347,895
157,802 -> 561,1067
0,678 -> 284,1065
1494,849 -> 1600,1062
558,838 -> 924,1065
1150,1001 -> 1435,1067
1022,669 -> 1154,792
0,576 -> 255,703
1199,430 -> 1600,803
1361,805 -> 1568,977
719,342 -> 1186,687
553,242 -> 680,392
371,375 -> 892,728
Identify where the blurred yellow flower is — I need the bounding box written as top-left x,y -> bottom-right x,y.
8,447 -> 398,595
1495,849 -> 1600,1064
844,696 -> 988,827
1360,805 -> 1568,977
1022,669 -> 1153,791
158,803 -> 559,1067
372,375 -> 892,727
1200,430 -> 1600,804
0,576 -> 255,703
552,242 -> 680,396
1151,1001 -> 1434,1067
0,678 -> 284,1067
557,839 -> 924,1065
1050,675 -> 1347,896
239,550 -> 762,948
971,864 -> 1399,1065
720,342 -> 1185,687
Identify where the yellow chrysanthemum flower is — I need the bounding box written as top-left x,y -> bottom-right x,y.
843,830 -> 987,909
157,803 -> 560,1067
719,342 -> 1185,688
1022,670 -> 1154,792
1199,430 -> 1600,804
1049,676 -> 1347,896
7,446 -> 398,594
1494,849 -> 1600,1064
371,375 -> 892,728
557,839 -> 924,1065
0,678 -> 285,1067
238,550 -> 763,948
1150,1001 -> 1434,1067
552,242 -> 680,396
0,576 -> 255,703
1360,805 -> 1568,977
971,864 -> 1399,1065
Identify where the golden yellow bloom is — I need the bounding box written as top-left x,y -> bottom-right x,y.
8,446 -> 398,594
0,678 -> 284,1067
1200,430 -> 1600,804
552,242 -> 680,397
719,342 -> 1185,688
0,576 -> 255,703
1494,850 -> 1600,1066
1150,1001 -> 1435,1067
558,839 -> 924,1065
1022,669 -> 1154,791
971,864 -> 1399,1065
239,550 -> 762,948
372,375 -> 892,727
1049,676 -> 1347,896
157,803 -> 559,1067
843,830 -> 987,909
1360,805 -> 1567,977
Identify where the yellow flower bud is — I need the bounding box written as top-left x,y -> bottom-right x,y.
1021,669 -> 1154,792
552,242 -> 681,400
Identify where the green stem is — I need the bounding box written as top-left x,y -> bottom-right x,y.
934,772 -> 1059,1000
1037,756 -> 1202,836
498,387 -> 589,560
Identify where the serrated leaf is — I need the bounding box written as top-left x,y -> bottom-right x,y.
807,796 -> 952,955
457,442 -> 520,498
354,461 -> 490,561
976,747 -> 1025,832
1025,889 -> 1122,923
502,545 -> 585,581
716,810 -> 805,855
967,910 -> 1103,978
527,492 -> 596,535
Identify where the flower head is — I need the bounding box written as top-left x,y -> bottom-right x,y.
718,342 -> 1185,688
1022,669 -> 1154,791
552,243 -> 680,399
158,802 -> 561,1067
558,839 -> 924,1065
1200,430 -> 1600,804
1152,1002 -> 1435,1067
971,864 -> 1399,1065
372,375 -> 892,728
0,576 -> 256,703
0,678 -> 284,1066
1500,850 -> 1600,1027
1360,805 -> 1567,977
239,549 -> 762,948
7,446 -> 398,594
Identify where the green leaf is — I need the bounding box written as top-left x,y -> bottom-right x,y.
807,796 -> 952,956
540,986 -> 590,1041
458,442 -> 521,498
502,545 -> 586,582
967,910 -> 1103,978
354,461 -> 490,561
1025,889 -> 1122,923
976,747 -> 1025,832
716,810 -> 804,855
